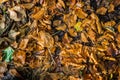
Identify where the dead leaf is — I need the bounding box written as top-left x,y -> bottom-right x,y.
19,39 -> 29,50
8,6 -> 26,21
0,0 -> 8,4
118,24 -> 120,32
14,50 -> 26,65
21,3 -> 34,9
81,32 -> 88,42
32,8 -> 45,20
96,7 -> 107,15
75,8 -> 88,19
108,4 -> 115,12
8,30 -> 20,40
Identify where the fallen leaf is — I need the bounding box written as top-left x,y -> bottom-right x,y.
75,8 -> 88,19
19,39 -> 29,50
74,22 -> 83,32
0,0 -> 8,4
8,6 -> 26,21
96,7 -> 107,15
14,50 -> 26,65
2,46 -> 14,62
32,8 -> 45,20
8,30 -> 20,40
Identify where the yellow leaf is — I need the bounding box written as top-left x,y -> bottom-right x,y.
74,22 -> 83,32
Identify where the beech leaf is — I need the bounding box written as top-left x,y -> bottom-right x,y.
2,47 -> 14,62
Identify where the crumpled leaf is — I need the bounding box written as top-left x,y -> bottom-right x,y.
8,6 -> 26,21
2,46 -> 14,62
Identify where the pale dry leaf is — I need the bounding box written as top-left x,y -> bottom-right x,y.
8,9 -> 21,21
8,30 -> 20,40
8,6 -> 26,21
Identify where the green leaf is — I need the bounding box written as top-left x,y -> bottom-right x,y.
2,47 -> 14,62
74,22 -> 83,32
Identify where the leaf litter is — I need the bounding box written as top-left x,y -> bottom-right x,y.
0,0 -> 120,80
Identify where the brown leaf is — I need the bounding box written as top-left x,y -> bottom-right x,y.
14,50 -> 26,65
96,7 -> 107,15
19,39 -> 29,50
62,33 -> 71,43
32,8 -> 45,20
21,3 -> 34,9
0,0 -> 8,4
75,8 -> 88,19
81,32 -> 88,42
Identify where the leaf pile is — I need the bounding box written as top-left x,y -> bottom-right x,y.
0,0 -> 120,80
